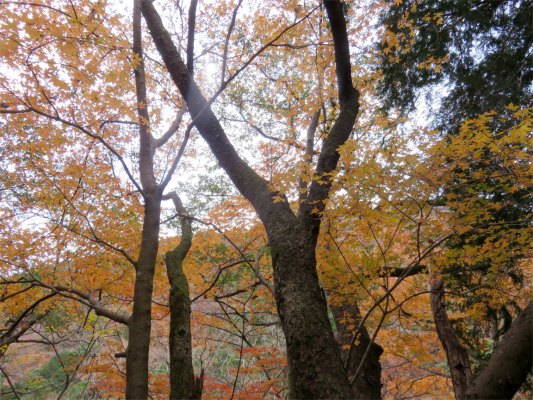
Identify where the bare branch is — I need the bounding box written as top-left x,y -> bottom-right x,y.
191,260 -> 252,303
151,103 -> 187,153
0,367 -> 22,400
187,0 -> 198,75
298,109 -> 320,210
159,121 -> 191,190
221,0 -> 244,86
251,244 -> 275,296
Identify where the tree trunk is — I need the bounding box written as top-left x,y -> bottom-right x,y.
267,221 -> 355,398
464,300 -> 532,400
331,298 -> 383,399
164,193 -> 202,399
430,277 -> 472,400
126,194 -> 161,399
126,2 -> 163,397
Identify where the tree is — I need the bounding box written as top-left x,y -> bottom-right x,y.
377,0 -> 533,133
377,1 -> 533,396
141,0 -> 532,398
0,0 -> 197,398
140,0 -> 364,397
163,192 -> 203,399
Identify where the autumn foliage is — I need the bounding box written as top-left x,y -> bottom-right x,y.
0,0 -> 531,399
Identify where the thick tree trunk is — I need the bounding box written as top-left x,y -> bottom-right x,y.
464,300 -> 533,400
331,299 -> 383,399
430,277 -> 473,399
267,221 -> 355,398
164,193 -> 202,399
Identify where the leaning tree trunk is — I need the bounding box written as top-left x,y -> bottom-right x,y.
164,193 -> 203,399
464,300 -> 533,400
430,274 -> 533,400
141,0 -> 360,397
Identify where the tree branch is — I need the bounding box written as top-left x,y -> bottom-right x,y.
221,0 -> 243,86
133,0 -> 157,192
187,0 -> 198,76
302,0 -> 360,219
151,103 -> 187,153
53,286 -> 131,325
298,108 -> 321,211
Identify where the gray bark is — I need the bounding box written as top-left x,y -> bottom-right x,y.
126,1 -> 163,398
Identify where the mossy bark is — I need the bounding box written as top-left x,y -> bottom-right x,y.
165,193 -> 202,400
166,248 -> 195,399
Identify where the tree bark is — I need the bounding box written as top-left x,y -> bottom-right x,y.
430,277 -> 473,400
141,0 -> 359,397
267,220 -> 355,398
331,299 -> 383,399
464,300 -> 533,400
164,193 -> 202,399
126,195 -> 161,399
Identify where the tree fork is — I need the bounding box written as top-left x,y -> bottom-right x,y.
140,0 -> 360,397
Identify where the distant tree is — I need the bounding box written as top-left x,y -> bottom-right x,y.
378,1 -> 533,397
378,0 -> 532,133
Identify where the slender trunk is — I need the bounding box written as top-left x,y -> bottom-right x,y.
330,298 -> 383,399
127,2 -> 161,397
126,194 -> 161,399
430,277 -> 472,399
165,193 -> 202,399
431,278 -> 533,400
464,300 -> 532,400
297,109 -> 320,210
